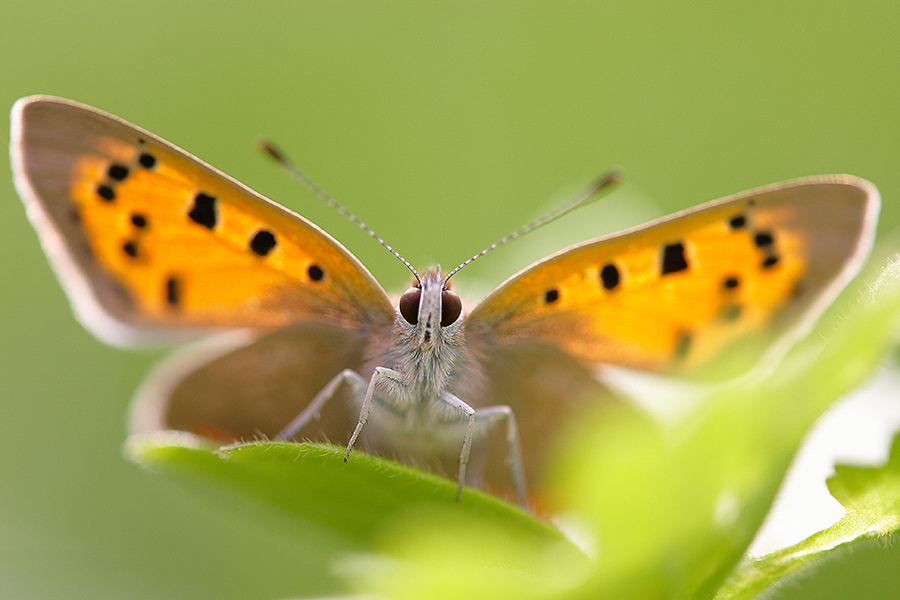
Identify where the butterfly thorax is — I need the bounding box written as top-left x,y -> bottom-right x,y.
386,317 -> 464,401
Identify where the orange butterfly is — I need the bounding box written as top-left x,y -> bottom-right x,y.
11,96 -> 879,506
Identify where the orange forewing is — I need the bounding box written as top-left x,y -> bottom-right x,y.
467,176 -> 877,371
13,97 -> 393,344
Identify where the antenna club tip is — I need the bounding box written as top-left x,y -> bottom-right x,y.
594,168 -> 624,190
257,138 -> 287,164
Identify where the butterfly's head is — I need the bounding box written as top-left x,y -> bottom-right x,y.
397,266 -> 463,347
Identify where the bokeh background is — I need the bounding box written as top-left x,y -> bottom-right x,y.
1,2 -> 898,598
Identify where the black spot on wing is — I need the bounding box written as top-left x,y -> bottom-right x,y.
729,214 -> 746,230
97,184 -> 115,202
722,276 -> 740,290
754,231 -> 775,248
138,153 -> 157,169
130,213 -> 148,228
600,263 -> 620,290
188,193 -> 218,229
661,242 -> 688,275
249,230 -> 277,256
742,224 -> 779,269
544,288 -> 560,304
307,264 -> 324,281
107,164 -> 129,181
165,277 -> 180,307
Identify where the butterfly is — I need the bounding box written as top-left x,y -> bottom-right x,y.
11,95 -> 879,506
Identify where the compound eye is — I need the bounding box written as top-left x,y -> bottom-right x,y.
399,287 -> 421,325
440,289 -> 462,327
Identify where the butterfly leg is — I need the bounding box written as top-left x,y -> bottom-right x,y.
472,405 -> 528,507
344,366 -> 407,461
434,391 -> 477,501
274,369 -> 368,441
436,394 -> 528,507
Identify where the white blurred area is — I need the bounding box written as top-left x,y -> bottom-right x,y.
749,364 -> 900,556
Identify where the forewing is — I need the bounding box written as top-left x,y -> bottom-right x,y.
11,96 -> 393,345
466,176 -> 879,372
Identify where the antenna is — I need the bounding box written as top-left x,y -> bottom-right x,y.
259,139 -> 421,283
443,169 -> 621,282
261,139 -> 621,288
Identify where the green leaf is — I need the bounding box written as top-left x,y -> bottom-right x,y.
125,433 -> 589,598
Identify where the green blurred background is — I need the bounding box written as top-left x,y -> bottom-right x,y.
1,2 -> 898,598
